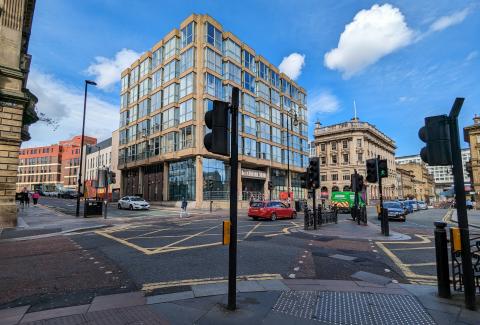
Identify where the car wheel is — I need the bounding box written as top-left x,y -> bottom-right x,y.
291,212 -> 297,219
402,217 -> 406,222
117,203 -> 122,209
271,213 -> 277,221
253,217 -> 259,221
129,205 -> 133,210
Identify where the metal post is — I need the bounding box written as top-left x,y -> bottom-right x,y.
313,188 -> 317,230
353,169 -> 359,224
96,145 -> 100,200
104,168 -> 109,219
434,221 -> 451,298
286,113 -> 290,207
449,98 -> 475,310
76,82 -> 89,217
227,88 -> 239,311
377,156 -> 388,235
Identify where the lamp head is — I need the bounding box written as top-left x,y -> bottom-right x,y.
86,80 -> 97,86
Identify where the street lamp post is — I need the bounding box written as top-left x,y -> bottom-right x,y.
286,109 -> 298,207
95,145 -> 101,200
75,80 -> 97,217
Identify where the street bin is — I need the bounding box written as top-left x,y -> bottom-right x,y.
84,200 -> 103,217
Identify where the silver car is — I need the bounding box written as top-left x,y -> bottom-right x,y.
417,201 -> 428,210
117,196 -> 150,210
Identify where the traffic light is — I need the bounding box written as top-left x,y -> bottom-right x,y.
268,181 -> 274,191
208,179 -> 214,190
351,173 -> 357,192
204,100 -> 230,156
357,175 -> 364,192
418,115 -> 452,166
366,159 -> 378,183
300,172 -> 308,189
378,159 -> 388,178
307,157 -> 320,189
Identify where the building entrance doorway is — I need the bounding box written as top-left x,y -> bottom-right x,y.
242,178 -> 265,200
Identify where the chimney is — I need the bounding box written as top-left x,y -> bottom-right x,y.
474,114 -> 480,125
315,121 -> 321,129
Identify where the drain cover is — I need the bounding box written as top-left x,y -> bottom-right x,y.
272,291 -> 435,325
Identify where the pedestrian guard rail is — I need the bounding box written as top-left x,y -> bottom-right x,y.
450,227 -> 480,294
304,207 -> 338,230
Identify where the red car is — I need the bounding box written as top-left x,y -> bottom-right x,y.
248,201 -> 297,221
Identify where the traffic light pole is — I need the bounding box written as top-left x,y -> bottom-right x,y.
377,156 -> 389,236
353,170 -> 359,224
227,90 -> 239,311
312,188 -> 317,230
449,98 -> 476,310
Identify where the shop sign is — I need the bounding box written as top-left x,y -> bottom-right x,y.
241,168 -> 266,179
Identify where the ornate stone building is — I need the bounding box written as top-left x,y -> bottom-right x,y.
464,115 -> 480,201
312,118 -> 397,204
396,166 -> 415,199
0,0 -> 37,227
396,162 -> 435,202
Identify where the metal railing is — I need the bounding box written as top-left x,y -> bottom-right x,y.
304,207 -> 338,230
450,230 -> 480,294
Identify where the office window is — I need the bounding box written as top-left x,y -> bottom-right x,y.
258,142 -> 271,160
271,89 -> 280,106
243,93 -> 256,115
179,72 -> 195,98
271,127 -> 281,144
243,115 -> 256,136
205,22 -> 222,50
258,61 -> 269,81
271,108 -> 281,125
243,138 -> 257,157
163,83 -> 179,106
243,72 -> 255,93
180,125 -> 195,149
138,99 -> 150,119
138,119 -> 150,137
130,66 -> 139,84
121,75 -> 129,91
121,93 -> 128,108
272,146 -> 282,163
224,62 -> 241,85
129,105 -> 138,123
139,58 -> 151,77
331,174 -> 338,181
257,101 -> 270,120
120,111 -> 128,127
270,70 -> 280,88
151,90 -> 162,112
162,131 -> 178,153
204,73 -> 223,99
139,78 -> 151,98
204,47 -> 222,74
162,107 -> 179,130
129,85 -> 138,104
181,22 -> 195,48
243,50 -> 255,72
256,82 -> 270,101
258,122 -> 270,140
180,47 -> 195,73
164,37 -> 179,60
152,69 -> 162,90
127,125 -> 137,143
179,98 -> 195,123
152,48 -> 163,68
164,60 -> 178,83
224,39 -> 241,62
150,113 -> 161,134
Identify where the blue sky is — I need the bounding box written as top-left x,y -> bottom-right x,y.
25,0 -> 479,156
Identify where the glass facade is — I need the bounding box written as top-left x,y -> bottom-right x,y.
169,159 -> 195,201
203,158 -> 230,200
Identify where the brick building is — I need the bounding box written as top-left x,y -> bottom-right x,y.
0,0 -> 38,227
59,135 -> 97,189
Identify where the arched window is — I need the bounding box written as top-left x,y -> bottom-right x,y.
332,186 -> 339,192
343,185 -> 350,191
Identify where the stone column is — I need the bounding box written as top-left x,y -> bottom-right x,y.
0,103 -> 24,227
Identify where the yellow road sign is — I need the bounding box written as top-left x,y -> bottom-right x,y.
223,220 -> 231,245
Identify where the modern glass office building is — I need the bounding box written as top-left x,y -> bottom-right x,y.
118,14 -> 309,208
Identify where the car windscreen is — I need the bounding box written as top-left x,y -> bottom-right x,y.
384,202 -> 401,209
130,197 -> 144,201
251,202 -> 264,208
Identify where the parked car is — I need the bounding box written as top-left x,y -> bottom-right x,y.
248,201 -> 296,221
117,196 -> 150,210
398,201 -> 411,215
61,190 -> 78,199
417,201 -> 428,210
379,201 -> 406,221
402,201 -> 414,214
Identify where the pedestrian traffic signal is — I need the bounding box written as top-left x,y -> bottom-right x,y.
300,172 -> 308,189
357,175 -> 364,192
268,181 -> 274,191
378,159 -> 388,178
418,115 -> 452,166
307,157 -> 320,189
366,159 -> 378,183
204,100 -> 230,156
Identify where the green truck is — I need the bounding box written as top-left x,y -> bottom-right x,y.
330,191 -> 366,213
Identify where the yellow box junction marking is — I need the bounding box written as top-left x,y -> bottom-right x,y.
142,273 -> 283,293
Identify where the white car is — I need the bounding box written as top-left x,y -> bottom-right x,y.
117,196 -> 150,210
417,201 -> 428,210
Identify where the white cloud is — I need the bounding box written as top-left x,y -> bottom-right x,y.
466,51 -> 478,61
279,53 -> 306,80
86,48 -> 141,90
308,90 -> 340,119
429,8 -> 470,32
324,4 -> 414,78
24,69 -> 119,147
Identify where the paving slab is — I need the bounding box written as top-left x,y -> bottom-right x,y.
0,306 -> 29,325
329,253 -> 357,261
236,280 -> 266,293
20,304 -> 89,323
150,302 -> 206,325
192,283 -> 229,297
258,279 -> 289,291
88,291 -> 145,312
146,291 -> 194,304
351,270 -> 393,285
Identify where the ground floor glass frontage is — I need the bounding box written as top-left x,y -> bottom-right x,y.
168,159 -> 196,201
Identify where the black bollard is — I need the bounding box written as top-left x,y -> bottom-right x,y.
434,221 -> 451,298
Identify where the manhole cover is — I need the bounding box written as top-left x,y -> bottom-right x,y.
272,291 -> 435,325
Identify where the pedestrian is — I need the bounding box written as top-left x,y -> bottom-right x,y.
19,190 -> 25,209
21,187 -> 29,208
180,197 -> 188,218
32,191 -> 40,206
25,191 -> 30,207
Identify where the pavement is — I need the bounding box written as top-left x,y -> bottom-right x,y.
1,279 -> 479,325
450,209 -> 480,229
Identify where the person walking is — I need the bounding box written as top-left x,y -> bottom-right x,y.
32,191 -> 40,206
181,197 -> 188,218
25,190 -> 30,207
19,189 -> 25,209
